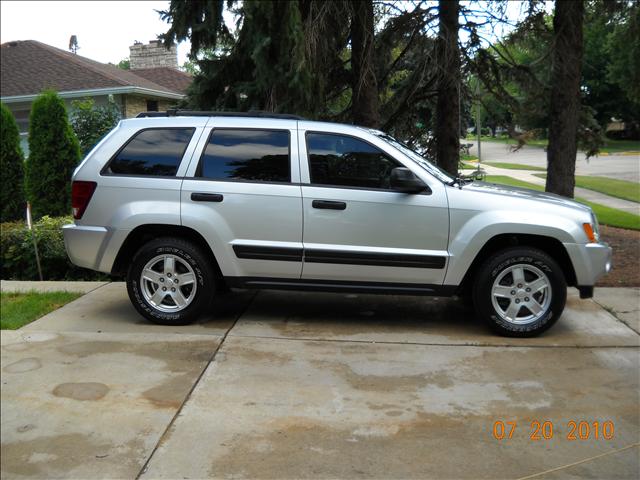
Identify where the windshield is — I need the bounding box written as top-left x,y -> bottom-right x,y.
371,131 -> 456,184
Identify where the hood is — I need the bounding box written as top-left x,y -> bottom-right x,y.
466,180 -> 592,213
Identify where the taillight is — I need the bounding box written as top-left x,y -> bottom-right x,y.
71,181 -> 97,219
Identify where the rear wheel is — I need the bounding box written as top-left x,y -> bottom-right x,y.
126,237 -> 215,325
473,247 -> 566,337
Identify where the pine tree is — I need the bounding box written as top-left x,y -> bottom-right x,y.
0,103 -> 25,221
26,91 -> 81,218
546,0 -> 584,197
434,0 -> 460,176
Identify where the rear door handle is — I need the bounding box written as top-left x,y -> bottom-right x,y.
191,192 -> 223,202
312,200 -> 346,210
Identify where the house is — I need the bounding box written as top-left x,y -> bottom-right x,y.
0,39 -> 192,153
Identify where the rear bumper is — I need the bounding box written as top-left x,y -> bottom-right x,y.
62,224 -> 120,273
563,241 -> 613,295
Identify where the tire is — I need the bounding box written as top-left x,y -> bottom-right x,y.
126,237 -> 215,325
472,247 -> 566,337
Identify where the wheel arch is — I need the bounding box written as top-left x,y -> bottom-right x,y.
457,233 -> 577,295
111,224 -> 225,287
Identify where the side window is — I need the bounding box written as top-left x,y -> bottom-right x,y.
306,133 -> 401,189
106,128 -> 195,176
197,129 -> 290,182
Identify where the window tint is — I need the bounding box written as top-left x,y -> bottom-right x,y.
198,129 -> 290,182
306,133 -> 401,189
107,128 -> 194,176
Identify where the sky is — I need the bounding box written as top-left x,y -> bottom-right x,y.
1,1 -> 551,68
0,1 -> 191,66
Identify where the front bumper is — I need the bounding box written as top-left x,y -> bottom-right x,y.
563,241 -> 613,296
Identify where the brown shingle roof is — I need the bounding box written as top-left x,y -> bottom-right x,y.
130,67 -> 192,94
0,40 -> 185,98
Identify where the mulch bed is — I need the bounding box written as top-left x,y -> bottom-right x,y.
596,226 -> 640,287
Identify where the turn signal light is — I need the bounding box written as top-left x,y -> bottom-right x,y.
582,223 -> 597,243
71,181 -> 97,219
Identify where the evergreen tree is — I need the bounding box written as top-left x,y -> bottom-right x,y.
0,103 -> 25,221
434,0 -> 460,175
546,0 -> 584,198
26,91 -> 81,218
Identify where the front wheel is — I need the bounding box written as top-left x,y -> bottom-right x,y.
126,237 -> 215,325
473,247 -> 567,337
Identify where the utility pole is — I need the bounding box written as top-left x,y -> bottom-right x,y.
475,81 -> 482,173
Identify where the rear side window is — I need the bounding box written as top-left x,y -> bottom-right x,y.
306,132 -> 401,189
197,129 -> 290,182
105,128 -> 195,176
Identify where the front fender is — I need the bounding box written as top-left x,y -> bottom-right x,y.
444,210 -> 584,286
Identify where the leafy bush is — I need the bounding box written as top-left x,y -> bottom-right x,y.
0,103 -> 25,222
70,98 -> 121,156
26,91 -> 81,219
1,216 -> 109,280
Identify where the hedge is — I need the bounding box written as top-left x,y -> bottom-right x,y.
26,91 -> 81,219
0,103 -> 25,222
1,216 -> 109,281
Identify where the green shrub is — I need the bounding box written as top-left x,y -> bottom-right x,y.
0,103 -> 25,222
70,98 -> 121,156
0,216 -> 109,280
26,91 -> 81,219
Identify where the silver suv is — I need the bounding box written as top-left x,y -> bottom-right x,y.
63,111 -> 612,337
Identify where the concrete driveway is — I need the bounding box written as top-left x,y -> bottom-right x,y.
2,283 -> 639,479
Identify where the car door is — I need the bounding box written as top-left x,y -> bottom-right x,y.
298,124 -> 450,286
181,118 -> 303,280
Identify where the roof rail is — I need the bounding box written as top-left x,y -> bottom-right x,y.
136,110 -> 305,120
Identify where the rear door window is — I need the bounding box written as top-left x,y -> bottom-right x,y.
105,128 -> 195,176
197,129 -> 290,182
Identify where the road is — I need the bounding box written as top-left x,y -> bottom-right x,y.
467,140 -> 640,183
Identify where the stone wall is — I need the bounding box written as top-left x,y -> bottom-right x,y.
123,95 -> 176,118
129,40 -> 178,70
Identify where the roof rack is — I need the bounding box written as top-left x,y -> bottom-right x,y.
136,109 -> 305,120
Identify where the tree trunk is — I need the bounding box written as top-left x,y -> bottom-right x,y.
350,0 -> 379,128
546,0 -> 584,198
435,0 -> 460,176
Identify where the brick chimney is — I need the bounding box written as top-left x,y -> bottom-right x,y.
129,40 -> 178,70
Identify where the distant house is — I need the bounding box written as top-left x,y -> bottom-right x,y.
0,39 -> 192,153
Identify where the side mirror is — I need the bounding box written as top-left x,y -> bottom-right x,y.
390,167 -> 429,194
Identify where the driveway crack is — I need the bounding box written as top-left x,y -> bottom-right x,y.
135,291 -> 257,479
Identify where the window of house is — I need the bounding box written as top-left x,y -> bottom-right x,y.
197,129 -> 290,182
146,100 -> 159,112
105,128 -> 194,176
306,132 -> 401,189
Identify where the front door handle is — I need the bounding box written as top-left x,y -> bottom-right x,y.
312,200 -> 346,210
191,192 -> 223,202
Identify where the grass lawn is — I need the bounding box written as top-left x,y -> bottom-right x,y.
483,175 -> 640,231
459,162 -> 478,170
597,139 -> 640,153
534,174 -> 640,203
466,135 -> 547,147
467,136 -> 640,153
0,291 -> 81,330
485,162 -> 546,171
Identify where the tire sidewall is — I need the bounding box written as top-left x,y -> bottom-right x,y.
127,241 -> 212,325
474,249 -> 566,337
